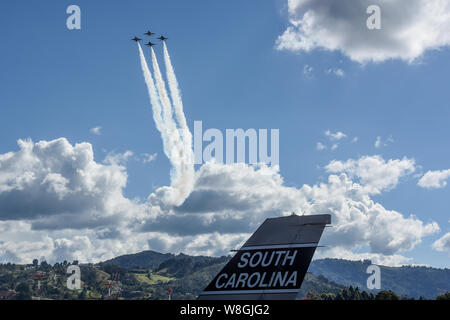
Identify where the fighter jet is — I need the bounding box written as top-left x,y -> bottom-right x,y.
145,42 -> 156,47
132,37 -> 142,42
144,31 -> 155,37
158,35 -> 168,41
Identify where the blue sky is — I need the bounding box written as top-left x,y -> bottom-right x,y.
0,1 -> 449,267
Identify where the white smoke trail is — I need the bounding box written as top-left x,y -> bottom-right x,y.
163,42 -> 192,151
138,43 -> 176,165
162,43 -> 195,200
149,46 -> 183,169
137,43 -> 164,134
138,44 -> 194,206
150,48 -> 176,132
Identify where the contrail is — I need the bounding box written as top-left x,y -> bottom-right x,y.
162,43 -> 195,201
150,48 -> 176,133
137,42 -> 174,161
163,42 -> 192,151
137,43 -> 181,205
138,44 -> 194,206
150,46 -> 184,175
137,43 -> 164,134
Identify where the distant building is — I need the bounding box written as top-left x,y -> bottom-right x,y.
0,290 -> 17,300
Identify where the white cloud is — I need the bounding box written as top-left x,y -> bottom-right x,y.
299,172 -> 438,256
375,136 -> 382,148
104,150 -> 134,166
303,64 -> 314,75
90,126 -> 102,135
319,131 -> 357,151
143,162 -> 302,237
316,142 -> 327,151
314,247 -> 413,267
143,153 -> 158,164
276,0 -> 450,63
0,139 -> 439,265
143,160 -> 437,259
375,135 -> 394,148
326,68 -> 345,77
325,155 -> 416,194
418,169 -> 450,189
325,130 -> 347,141
432,233 -> 450,254
0,138 -> 138,227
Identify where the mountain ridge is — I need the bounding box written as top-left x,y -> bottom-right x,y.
102,250 -> 450,299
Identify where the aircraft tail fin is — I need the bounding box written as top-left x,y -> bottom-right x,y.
198,214 -> 331,300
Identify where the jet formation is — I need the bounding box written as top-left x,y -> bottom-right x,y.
131,31 -> 168,45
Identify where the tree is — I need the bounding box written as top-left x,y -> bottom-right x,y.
353,287 -> 362,300
335,292 -> 345,300
341,287 -> 351,300
320,291 -> 336,300
306,289 -> 321,300
15,282 -> 32,300
78,288 -> 87,300
361,290 -> 375,300
436,292 -> 450,300
375,290 -> 400,300
40,260 -> 51,272
334,286 -> 377,300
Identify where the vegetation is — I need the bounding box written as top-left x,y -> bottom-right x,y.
305,286 -> 405,300
309,258 -> 450,299
436,292 -> 450,300
0,251 -> 448,300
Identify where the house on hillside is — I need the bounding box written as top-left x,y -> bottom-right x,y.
0,290 -> 16,300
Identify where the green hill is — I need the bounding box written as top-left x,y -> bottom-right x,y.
147,259 -> 344,300
0,253 -> 343,300
102,250 -> 174,270
309,258 -> 450,299
1,251 -> 448,300
103,251 -> 450,299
